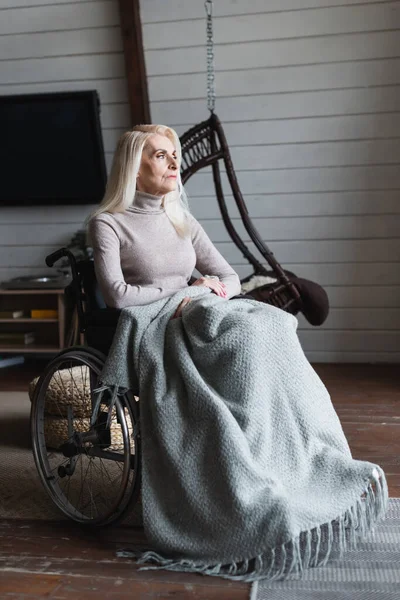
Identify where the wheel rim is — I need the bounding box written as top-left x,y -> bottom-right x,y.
31,351 -> 139,525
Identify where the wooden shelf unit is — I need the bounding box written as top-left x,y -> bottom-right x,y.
0,288 -> 66,354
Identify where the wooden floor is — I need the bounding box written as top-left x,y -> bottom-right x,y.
0,361 -> 399,599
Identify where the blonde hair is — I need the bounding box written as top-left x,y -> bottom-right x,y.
87,124 -> 191,236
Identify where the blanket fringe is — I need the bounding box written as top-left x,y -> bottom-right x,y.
117,466 -> 388,582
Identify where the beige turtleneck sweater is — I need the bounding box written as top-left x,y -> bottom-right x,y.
88,191 -> 241,309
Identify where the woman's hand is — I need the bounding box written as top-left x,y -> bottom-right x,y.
191,277 -> 227,298
170,296 -> 192,320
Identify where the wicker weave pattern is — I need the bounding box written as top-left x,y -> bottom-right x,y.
29,367 -> 135,451
29,366 -> 92,418
43,412 -> 134,451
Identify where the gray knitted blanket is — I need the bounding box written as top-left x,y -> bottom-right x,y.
97,285 -> 388,582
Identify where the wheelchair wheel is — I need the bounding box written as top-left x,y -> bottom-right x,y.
30,346 -> 141,526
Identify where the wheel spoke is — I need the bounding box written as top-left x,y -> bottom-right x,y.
32,351 -> 139,525
50,371 -> 70,420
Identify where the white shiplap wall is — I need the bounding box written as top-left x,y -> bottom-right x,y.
141,0 -> 400,363
0,0 -> 130,277
0,0 -> 399,363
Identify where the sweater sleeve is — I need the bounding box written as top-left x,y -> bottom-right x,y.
188,214 -> 242,298
88,216 -> 177,309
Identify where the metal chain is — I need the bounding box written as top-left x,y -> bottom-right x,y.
205,0 -> 216,113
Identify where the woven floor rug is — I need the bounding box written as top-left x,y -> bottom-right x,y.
0,391 -> 143,525
251,497 -> 399,600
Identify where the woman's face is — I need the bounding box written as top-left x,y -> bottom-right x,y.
136,133 -> 179,196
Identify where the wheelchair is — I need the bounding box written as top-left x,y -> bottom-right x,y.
30,247 -> 141,526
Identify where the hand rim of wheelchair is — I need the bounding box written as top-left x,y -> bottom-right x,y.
30,346 -> 141,526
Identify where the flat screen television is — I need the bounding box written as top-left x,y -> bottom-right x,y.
0,90 -> 107,206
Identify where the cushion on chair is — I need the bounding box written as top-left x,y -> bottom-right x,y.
290,277 -> 329,326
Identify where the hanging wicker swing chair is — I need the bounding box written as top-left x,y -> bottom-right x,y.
179,2 -> 329,327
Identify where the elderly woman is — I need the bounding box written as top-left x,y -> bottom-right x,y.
88,124 -> 241,318
88,124 -> 387,582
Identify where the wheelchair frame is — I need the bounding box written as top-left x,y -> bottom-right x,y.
30,248 -> 141,526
